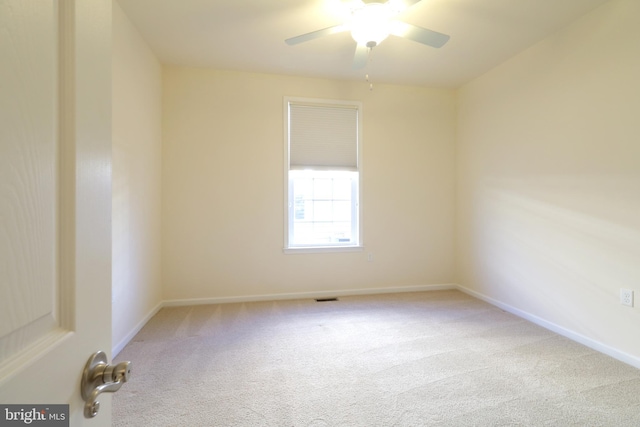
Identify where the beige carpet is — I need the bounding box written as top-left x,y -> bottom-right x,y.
113,290 -> 640,426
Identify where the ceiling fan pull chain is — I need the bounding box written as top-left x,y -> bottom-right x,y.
365,74 -> 374,91
364,45 -> 375,91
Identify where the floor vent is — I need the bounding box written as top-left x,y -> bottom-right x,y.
315,297 -> 339,302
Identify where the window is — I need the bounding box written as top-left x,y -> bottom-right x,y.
284,98 -> 362,252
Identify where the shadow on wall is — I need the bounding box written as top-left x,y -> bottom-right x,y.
468,174 -> 639,331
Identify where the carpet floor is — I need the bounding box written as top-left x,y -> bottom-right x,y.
113,290 -> 640,426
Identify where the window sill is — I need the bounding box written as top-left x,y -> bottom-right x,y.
283,245 -> 364,255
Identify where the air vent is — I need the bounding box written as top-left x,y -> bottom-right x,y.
315,297 -> 339,302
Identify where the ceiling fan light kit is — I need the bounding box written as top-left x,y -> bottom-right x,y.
285,0 -> 450,70
350,3 -> 391,47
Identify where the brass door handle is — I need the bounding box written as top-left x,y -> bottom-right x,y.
81,351 -> 132,418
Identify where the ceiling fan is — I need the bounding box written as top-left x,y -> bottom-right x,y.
285,0 -> 450,69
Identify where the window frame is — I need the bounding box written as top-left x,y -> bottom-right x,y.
283,97 -> 363,254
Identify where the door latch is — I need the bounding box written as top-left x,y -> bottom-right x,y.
81,351 -> 132,418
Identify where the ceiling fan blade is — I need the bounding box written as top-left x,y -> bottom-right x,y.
352,43 -> 370,69
285,25 -> 348,46
389,21 -> 450,48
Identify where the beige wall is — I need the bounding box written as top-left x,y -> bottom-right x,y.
162,68 -> 456,301
115,0 -> 639,366
456,0 -> 640,363
112,1 -> 163,353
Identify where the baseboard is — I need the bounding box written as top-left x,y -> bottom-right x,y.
163,283 -> 457,307
112,301 -> 163,357
455,284 -> 640,370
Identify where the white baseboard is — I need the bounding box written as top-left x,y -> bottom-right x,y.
455,284 -> 640,370
163,284 -> 457,307
112,301 -> 163,357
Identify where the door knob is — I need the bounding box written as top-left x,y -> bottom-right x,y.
81,351 -> 132,418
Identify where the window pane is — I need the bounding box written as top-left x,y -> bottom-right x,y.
333,201 -> 351,222
294,195 -> 306,220
313,223 -> 334,243
313,178 -> 332,200
294,177 -> 312,199
293,222 -> 314,244
314,201 -> 333,222
332,221 -> 352,242
333,178 -> 351,200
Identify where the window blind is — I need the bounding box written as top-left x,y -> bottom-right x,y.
289,103 -> 358,171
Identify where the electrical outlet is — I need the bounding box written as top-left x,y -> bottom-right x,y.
367,253 -> 374,262
620,289 -> 634,307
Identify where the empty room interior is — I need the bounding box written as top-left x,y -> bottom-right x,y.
111,0 -> 639,424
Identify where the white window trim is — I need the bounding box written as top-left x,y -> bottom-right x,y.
283,96 -> 364,253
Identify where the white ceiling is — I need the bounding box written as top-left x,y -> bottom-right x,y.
117,0 -> 611,88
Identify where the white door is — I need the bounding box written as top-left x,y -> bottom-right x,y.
0,0 -> 114,425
